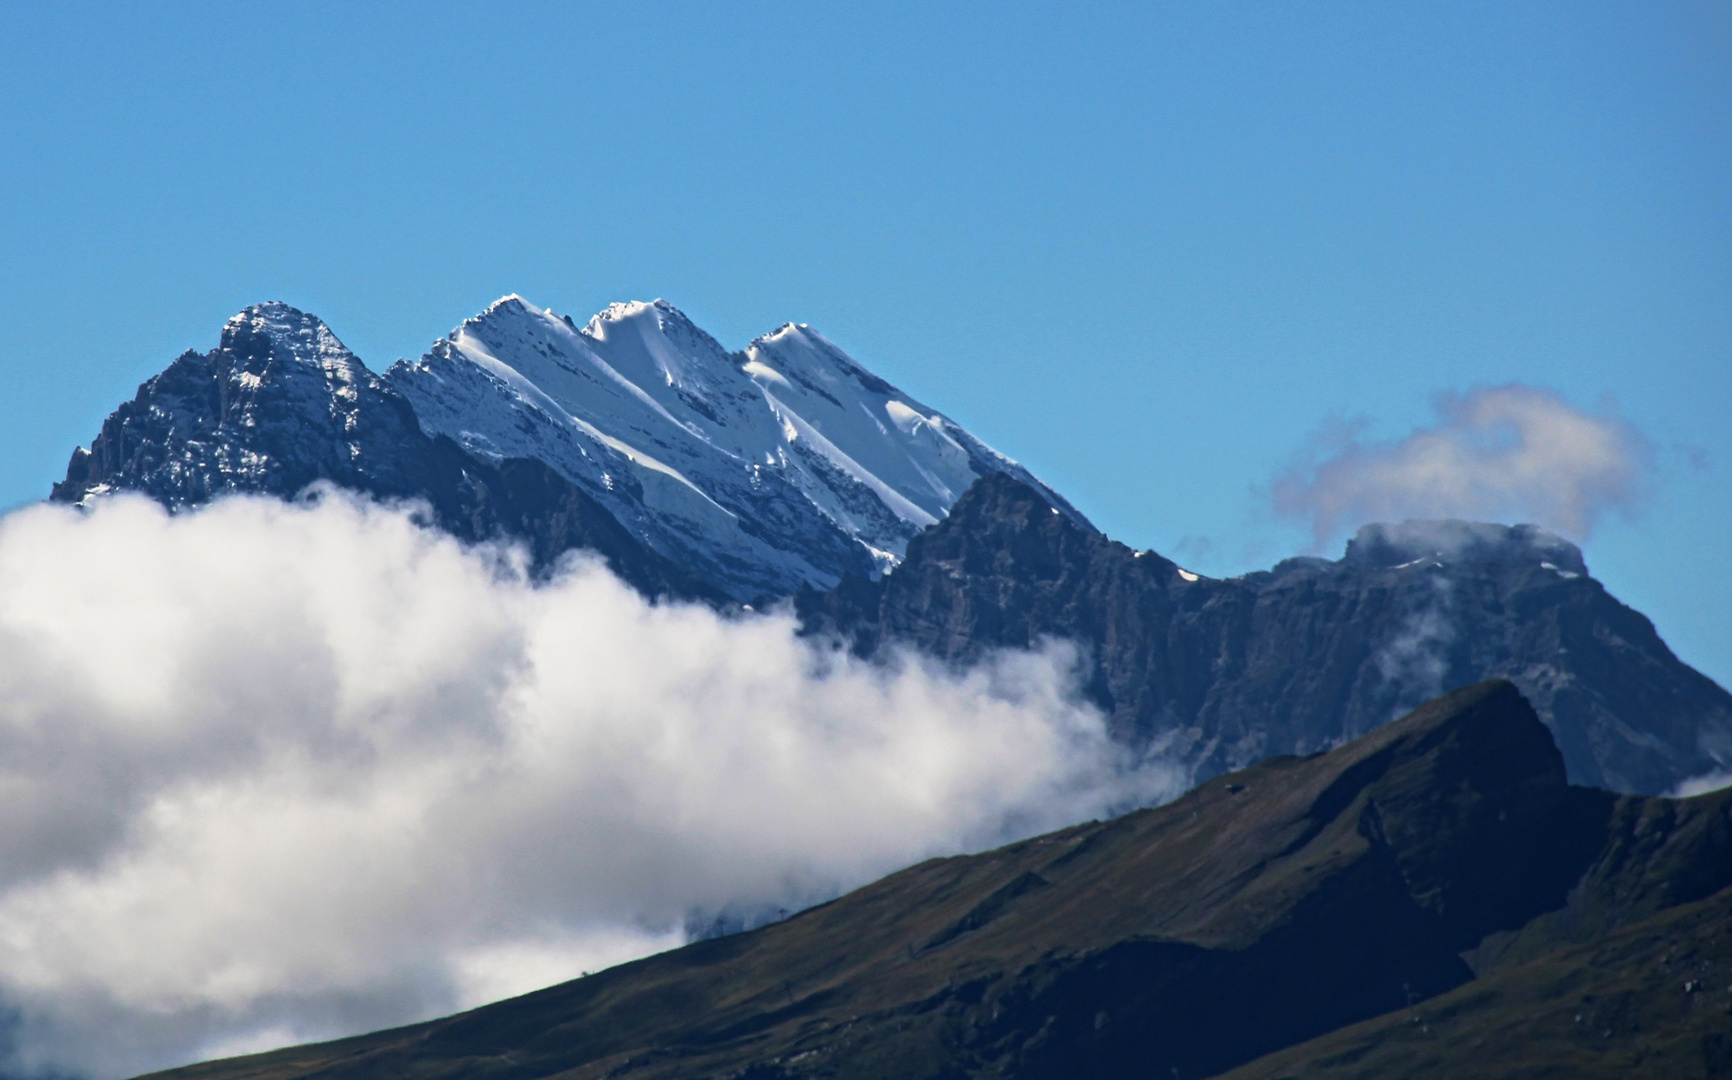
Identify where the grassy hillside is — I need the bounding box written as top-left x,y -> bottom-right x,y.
138,681 -> 1732,1080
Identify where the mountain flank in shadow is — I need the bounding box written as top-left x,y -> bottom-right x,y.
798,474 -> 1732,794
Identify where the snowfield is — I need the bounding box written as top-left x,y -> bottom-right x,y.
385,296 -> 1088,599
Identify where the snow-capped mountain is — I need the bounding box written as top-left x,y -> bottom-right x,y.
384,296 -> 1089,598
56,302 -> 425,508
48,296 -> 1732,795
54,296 -> 1087,601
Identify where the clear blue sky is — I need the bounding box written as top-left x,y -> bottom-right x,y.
1,2 -> 1727,687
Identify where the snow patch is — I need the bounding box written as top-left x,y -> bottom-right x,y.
741,359 -> 790,387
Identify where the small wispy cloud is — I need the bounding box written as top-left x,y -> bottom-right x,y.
1271,385 -> 1653,546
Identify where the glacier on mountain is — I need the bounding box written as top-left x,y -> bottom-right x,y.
384,296 -> 1088,599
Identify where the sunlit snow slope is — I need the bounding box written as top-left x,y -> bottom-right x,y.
385,297 -> 1089,599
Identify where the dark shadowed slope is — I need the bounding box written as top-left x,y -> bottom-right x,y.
137,681 -> 1732,1080
1219,883 -> 1732,1080
798,473 -> 1732,794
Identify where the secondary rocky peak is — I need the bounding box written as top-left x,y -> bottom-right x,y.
218,301 -> 356,372
1344,519 -> 1587,576
799,472 -> 1730,795
947,469 -> 1071,520
909,472 -> 1098,560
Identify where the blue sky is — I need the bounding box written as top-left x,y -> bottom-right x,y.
1,1 -> 1727,686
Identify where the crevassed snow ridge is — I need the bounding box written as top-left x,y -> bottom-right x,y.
384,295 -> 1089,600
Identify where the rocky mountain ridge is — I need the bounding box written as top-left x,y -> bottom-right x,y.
52,302 -> 723,600
52,297 -> 1081,601
52,299 -> 1732,795
797,474 -> 1732,794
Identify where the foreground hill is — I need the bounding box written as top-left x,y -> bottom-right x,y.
800,474 -> 1732,794
139,681 -> 1732,1080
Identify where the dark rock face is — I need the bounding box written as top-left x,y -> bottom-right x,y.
797,474 -> 1732,794
138,682 -> 1732,1080
51,303 -> 722,602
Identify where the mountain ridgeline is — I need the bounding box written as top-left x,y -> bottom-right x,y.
797,474 -> 1732,795
54,299 -> 1082,602
54,298 -> 1732,795
53,303 -> 724,601
140,681 -> 1732,1080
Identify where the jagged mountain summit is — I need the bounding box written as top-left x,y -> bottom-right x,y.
51,302 -> 721,599
53,298 -> 1085,600
57,302 -> 400,506
798,474 -> 1732,794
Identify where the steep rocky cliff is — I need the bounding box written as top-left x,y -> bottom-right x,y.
797,474 -> 1732,794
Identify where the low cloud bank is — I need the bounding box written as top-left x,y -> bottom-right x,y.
1272,385 -> 1651,545
0,491 -> 1179,1078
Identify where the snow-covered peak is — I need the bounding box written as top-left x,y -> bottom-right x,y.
576,299 -> 736,406
754,321 -> 829,350
384,294 -> 1088,599
582,298 -> 690,337
452,294 -> 557,351
220,302 -> 357,371
740,320 -> 1077,529
476,293 -> 536,318
746,321 -> 896,394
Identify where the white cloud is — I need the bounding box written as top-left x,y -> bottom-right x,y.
1669,769 -> 1732,799
0,489 -> 1178,1078
1271,385 -> 1652,545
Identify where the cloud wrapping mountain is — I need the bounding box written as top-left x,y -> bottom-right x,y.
0,491 -> 1177,1078
1272,384 -> 1651,544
